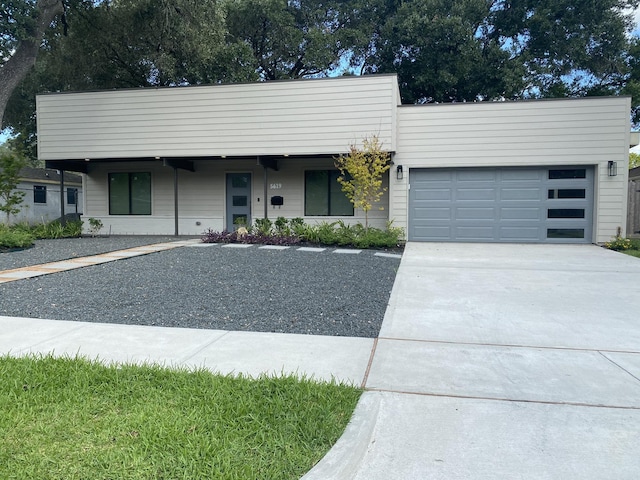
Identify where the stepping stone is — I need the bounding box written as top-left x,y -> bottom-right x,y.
39,262 -> 85,270
222,244 -> 253,248
334,249 -> 362,254
0,270 -> 44,279
297,247 -> 326,252
100,251 -> 145,257
259,246 -> 290,250
374,252 -> 402,259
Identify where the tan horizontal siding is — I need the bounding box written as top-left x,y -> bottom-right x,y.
37,75 -> 399,161
390,96 -> 631,242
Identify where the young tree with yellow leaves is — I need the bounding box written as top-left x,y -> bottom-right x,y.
335,136 -> 390,230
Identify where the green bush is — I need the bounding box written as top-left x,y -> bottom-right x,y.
298,220 -> 404,248
253,218 -> 273,235
31,220 -> 83,239
0,228 -> 34,249
204,218 -> 404,250
274,216 -> 292,236
604,236 -> 640,251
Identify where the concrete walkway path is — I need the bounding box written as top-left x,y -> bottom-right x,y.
0,239 -> 201,283
305,243 -> 640,479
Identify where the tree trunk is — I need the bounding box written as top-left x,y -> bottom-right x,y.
0,0 -> 64,126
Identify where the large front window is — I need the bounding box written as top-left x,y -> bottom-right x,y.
109,172 -> 151,215
304,170 -> 353,216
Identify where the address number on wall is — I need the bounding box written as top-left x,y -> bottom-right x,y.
270,183 -> 282,190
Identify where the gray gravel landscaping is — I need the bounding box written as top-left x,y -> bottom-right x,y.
0,239 -> 401,338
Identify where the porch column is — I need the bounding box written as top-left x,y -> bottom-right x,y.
173,166 -> 179,236
59,170 -> 66,225
162,158 -> 195,236
261,157 -> 268,219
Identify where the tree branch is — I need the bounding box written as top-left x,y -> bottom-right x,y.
0,0 -> 64,126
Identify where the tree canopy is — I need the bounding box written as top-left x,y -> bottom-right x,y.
3,0 -> 640,160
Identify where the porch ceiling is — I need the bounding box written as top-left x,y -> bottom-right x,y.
44,153 -> 348,173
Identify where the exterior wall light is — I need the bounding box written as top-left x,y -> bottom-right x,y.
396,165 -> 403,180
608,161 -> 617,177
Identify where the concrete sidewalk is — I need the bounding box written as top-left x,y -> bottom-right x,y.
306,243 -> 640,479
0,316 -> 373,385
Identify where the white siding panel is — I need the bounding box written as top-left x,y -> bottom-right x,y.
37,75 -> 399,161
391,97 -> 631,243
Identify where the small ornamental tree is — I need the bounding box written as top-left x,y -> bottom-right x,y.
0,150 -> 27,224
335,136 -> 391,230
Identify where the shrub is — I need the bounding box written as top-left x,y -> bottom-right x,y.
253,218 -> 273,236
274,216 -> 291,236
0,228 -> 34,249
201,228 -> 301,246
201,219 -> 404,249
29,219 -> 83,239
87,217 -> 103,237
604,236 -> 639,251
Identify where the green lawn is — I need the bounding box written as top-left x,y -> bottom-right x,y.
622,249 -> 640,258
0,355 -> 361,480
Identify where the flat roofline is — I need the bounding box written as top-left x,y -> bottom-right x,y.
36,73 -> 400,97
398,95 -> 633,108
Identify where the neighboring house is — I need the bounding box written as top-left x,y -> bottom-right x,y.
10,167 -> 82,224
629,166 -> 640,237
36,74 -> 631,244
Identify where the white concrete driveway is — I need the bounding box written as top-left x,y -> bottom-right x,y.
310,243 -> 640,480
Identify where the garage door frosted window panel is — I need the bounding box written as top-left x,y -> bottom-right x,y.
546,168 -> 591,240
409,167 -> 593,243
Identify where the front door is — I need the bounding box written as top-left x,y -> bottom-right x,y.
226,173 -> 251,231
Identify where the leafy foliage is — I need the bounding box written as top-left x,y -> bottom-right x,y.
225,0 -> 365,80
335,136 -> 390,230
0,149 -> 27,223
201,217 -> 404,249
0,225 -> 34,250
604,235 -> 640,251
363,0 -> 639,104
86,217 -> 103,236
631,152 -> 640,169
363,0 -> 522,103
0,217 -> 104,249
31,219 -> 83,239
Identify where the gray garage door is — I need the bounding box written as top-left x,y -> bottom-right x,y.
408,166 -> 594,243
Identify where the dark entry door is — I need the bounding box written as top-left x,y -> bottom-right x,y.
226,173 -> 251,231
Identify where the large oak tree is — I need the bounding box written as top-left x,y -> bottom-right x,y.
4,0 -> 640,159
0,0 -> 65,126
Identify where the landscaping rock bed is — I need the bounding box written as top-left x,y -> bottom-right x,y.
0,239 -> 400,338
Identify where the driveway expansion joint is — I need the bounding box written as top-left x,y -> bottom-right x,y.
376,336 -> 640,355
363,388 -> 640,410
599,351 -> 640,384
